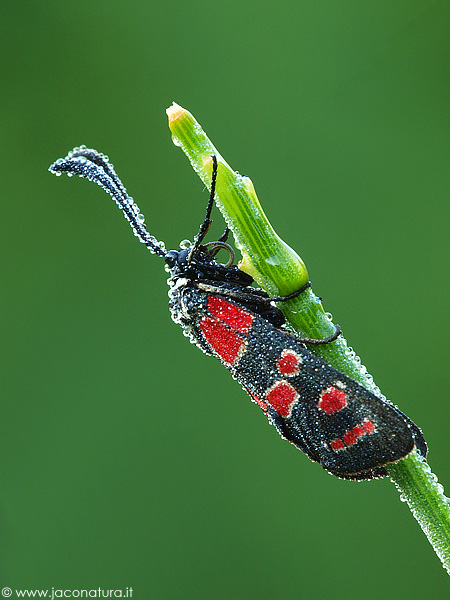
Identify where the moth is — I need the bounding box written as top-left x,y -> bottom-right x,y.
50,147 -> 426,479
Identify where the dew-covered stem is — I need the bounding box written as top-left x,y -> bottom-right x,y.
166,102 -> 450,573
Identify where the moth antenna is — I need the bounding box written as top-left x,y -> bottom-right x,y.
49,146 -> 167,259
188,154 -> 218,262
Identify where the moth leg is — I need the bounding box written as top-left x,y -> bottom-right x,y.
297,324 -> 341,345
265,281 -> 312,302
264,281 -> 341,345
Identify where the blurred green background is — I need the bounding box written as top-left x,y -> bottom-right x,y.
2,1 -> 449,598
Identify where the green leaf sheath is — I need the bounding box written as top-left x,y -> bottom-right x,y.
166,102 -> 450,573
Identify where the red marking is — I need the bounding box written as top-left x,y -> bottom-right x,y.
363,419 -> 375,434
207,296 -> 253,333
278,350 -> 301,376
331,419 -> 376,452
343,430 -> 357,446
200,317 -> 245,365
331,438 -> 344,451
318,386 -> 347,415
266,381 -> 298,417
245,388 -> 268,412
351,424 -> 365,440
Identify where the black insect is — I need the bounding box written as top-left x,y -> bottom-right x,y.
49,147 -> 426,480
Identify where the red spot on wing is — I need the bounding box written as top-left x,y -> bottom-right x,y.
318,386 -> 347,415
278,350 -> 301,376
342,430 -> 357,446
245,387 -> 268,412
207,296 -> 253,333
331,438 -> 344,451
266,381 -> 298,417
351,424 -> 365,439
363,419 -> 375,434
331,419 -> 376,452
200,317 -> 245,365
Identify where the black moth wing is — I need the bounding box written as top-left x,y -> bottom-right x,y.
243,320 -> 425,478
182,289 -> 426,480
270,375 -> 414,480
236,316 -> 425,479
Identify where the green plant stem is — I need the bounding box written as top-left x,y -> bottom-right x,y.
166,102 -> 450,573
